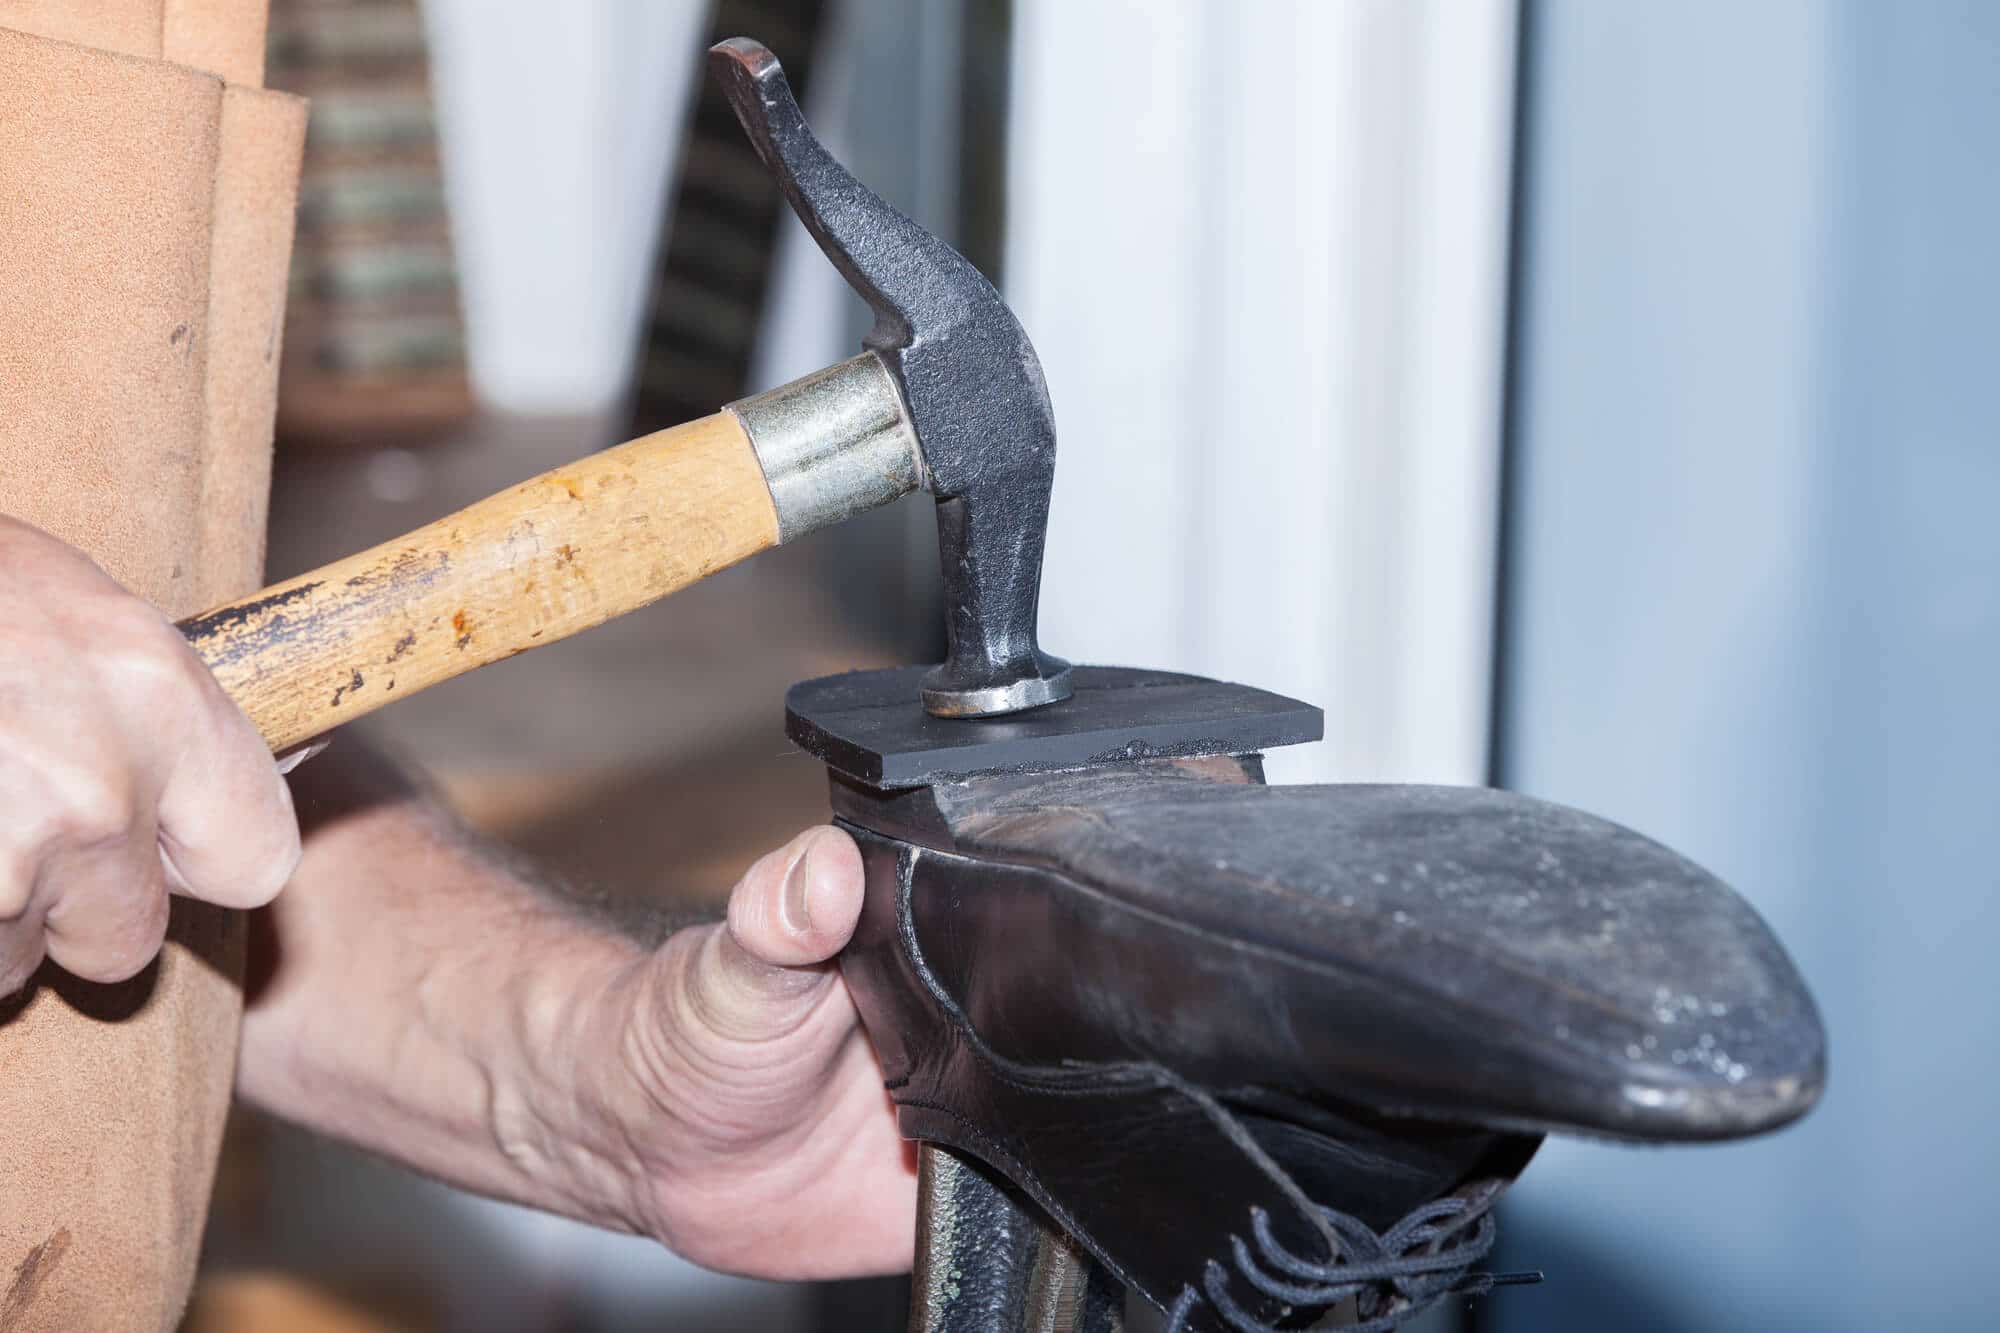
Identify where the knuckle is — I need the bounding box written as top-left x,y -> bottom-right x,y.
94,585 -> 177,646
0,751 -> 135,855
44,764 -> 139,846
0,851 -> 37,920
50,891 -> 168,986
0,943 -> 46,997
102,905 -> 170,982
98,616 -> 203,715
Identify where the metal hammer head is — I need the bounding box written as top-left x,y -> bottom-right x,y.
709,38 -> 1072,719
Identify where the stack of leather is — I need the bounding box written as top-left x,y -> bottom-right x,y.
0,3 -> 306,1329
267,0 -> 472,442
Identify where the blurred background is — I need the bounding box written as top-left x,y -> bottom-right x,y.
183,0 -> 1999,1330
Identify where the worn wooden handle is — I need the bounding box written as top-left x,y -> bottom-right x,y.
180,411 -> 778,753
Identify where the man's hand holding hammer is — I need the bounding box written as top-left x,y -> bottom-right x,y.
0,516 -> 917,1278
0,517 -> 299,993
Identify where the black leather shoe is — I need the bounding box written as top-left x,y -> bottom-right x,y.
832,753 -> 1824,1330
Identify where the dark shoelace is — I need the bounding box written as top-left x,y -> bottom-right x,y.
1162,1194 -> 1541,1332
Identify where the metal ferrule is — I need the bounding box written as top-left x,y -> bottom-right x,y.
727,352 -> 922,543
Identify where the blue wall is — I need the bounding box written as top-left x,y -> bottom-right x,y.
1494,2 -> 2000,1328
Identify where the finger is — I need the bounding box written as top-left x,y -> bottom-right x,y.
155,676 -> 301,909
676,828 -> 865,1045
0,804 -> 55,992
0,895 -> 49,997
0,835 -> 35,924
725,825 -> 865,969
41,830 -> 171,985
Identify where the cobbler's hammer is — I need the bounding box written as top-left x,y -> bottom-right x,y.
178,38 -> 1070,754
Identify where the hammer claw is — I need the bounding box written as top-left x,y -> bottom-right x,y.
711,37 -> 1073,718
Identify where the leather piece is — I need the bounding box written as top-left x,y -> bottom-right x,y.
0,3 -> 163,62
0,23 -> 295,1331
0,0 -> 276,86
1225,1090 -> 1536,1234
0,23 -> 216,604
836,760 -> 1825,1142
841,826 -> 1539,1330
195,83 -> 306,608
831,753 -> 1824,1324
165,0 -> 269,87
844,831 -> 1327,1328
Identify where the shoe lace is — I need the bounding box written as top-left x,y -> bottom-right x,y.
1161,1193 -> 1540,1332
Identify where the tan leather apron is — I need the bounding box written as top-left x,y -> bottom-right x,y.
0,17 -> 303,1329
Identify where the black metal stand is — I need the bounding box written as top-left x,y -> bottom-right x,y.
910,1144 -> 1126,1333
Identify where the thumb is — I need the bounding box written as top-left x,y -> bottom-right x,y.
680,826 -> 865,1044
726,825 -> 864,968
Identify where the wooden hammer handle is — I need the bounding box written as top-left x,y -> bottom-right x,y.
180,412 -> 779,753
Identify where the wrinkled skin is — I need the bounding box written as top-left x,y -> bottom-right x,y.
605,827 -> 917,1276
0,516 -> 299,994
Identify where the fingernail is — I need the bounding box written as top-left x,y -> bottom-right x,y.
782,844 -> 814,935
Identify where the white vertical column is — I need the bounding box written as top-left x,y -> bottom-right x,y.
1005,1 -> 1215,675
1009,0 -> 1518,784
422,0 -> 707,414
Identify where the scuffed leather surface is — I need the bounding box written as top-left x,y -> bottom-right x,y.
840,823 -> 1538,1328
834,755 -> 1824,1325
842,760 -> 1825,1142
